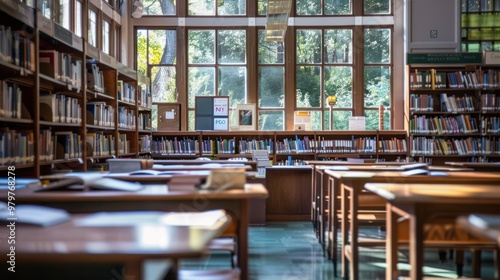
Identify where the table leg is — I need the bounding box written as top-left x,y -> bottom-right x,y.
238,200 -> 249,280
409,206 -> 424,280
341,182 -> 349,278
350,185 -> 359,280
386,203 -> 399,280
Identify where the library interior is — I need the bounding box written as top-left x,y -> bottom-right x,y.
3,0 -> 500,279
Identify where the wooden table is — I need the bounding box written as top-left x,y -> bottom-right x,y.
445,162 -> 500,172
365,182 -> 500,280
0,213 -> 230,280
333,170 -> 500,280
0,183 -> 268,280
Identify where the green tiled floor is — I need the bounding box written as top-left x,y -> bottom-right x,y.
181,221 -> 497,279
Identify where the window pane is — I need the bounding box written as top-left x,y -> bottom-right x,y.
258,0 -> 267,15
325,0 -> 352,15
365,110 -> 388,130
296,66 -> 321,108
218,0 -> 246,15
364,28 -> 391,64
137,30 -> 148,74
39,0 -> 51,19
310,111 -> 322,130
258,30 -> 284,64
144,0 -> 176,15
189,30 -> 215,64
219,66 -> 247,107
297,30 -> 322,64
75,1 -> 83,36
218,30 -> 246,64
149,30 -> 177,65
324,29 -> 352,64
325,66 -> 352,108
88,10 -> 97,47
188,111 -> 195,131
103,21 -> 110,54
364,0 -> 391,14
324,110 -> 352,130
259,111 -> 284,130
58,0 -> 70,30
188,67 -> 215,108
151,66 -> 177,102
364,66 -> 390,108
296,0 -> 321,15
259,67 -> 284,108
188,0 -> 215,15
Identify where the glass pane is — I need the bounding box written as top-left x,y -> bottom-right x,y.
219,66 -> 247,107
75,1 -> 82,36
149,30 -> 177,65
188,67 -> 215,108
218,30 -> 246,64
325,66 -> 352,108
324,110 -> 352,130
189,30 -> 215,64
39,0 -> 51,19
364,66 -> 390,108
188,111 -> 195,131
364,0 -> 391,14
365,110 -> 382,130
88,10 -> 97,47
296,66 -> 321,108
364,28 -> 391,64
259,67 -> 284,108
325,0 -> 351,15
102,21 -> 110,54
296,0 -> 321,15
188,0 -> 215,15
151,66 -> 177,102
258,0 -> 267,15
258,30 -> 284,64
144,0 -> 176,15
218,0 -> 246,15
115,27 -> 121,61
137,30 -> 148,74
259,111 -> 284,130
296,30 -> 322,64
58,0 -> 70,29
324,29 -> 352,63
310,111 -> 322,130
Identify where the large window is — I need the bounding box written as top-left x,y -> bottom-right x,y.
135,0 -> 394,131
187,29 -> 247,130
88,8 -> 98,47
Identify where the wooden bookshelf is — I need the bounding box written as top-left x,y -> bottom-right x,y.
407,53 -> 500,165
0,2 -> 150,176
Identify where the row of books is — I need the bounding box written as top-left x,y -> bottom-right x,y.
39,93 -> 82,124
238,138 -> 274,154
313,137 -> 376,154
481,93 -> 500,111
117,80 -> 135,104
138,113 -> 152,131
0,25 -> 35,71
118,106 -> 136,129
87,63 -> 105,94
410,69 -> 500,90
39,50 -> 83,92
86,133 -> 115,157
151,137 -> 199,155
464,0 -> 500,13
466,28 -> 500,41
440,93 -> 476,112
86,102 -> 115,127
138,85 -> 152,108
0,128 -> 34,166
0,80 -> 22,119
409,115 -> 480,134
118,133 -> 130,154
39,129 -> 53,162
409,93 -> 434,112
482,116 -> 500,133
275,136 -> 314,153
411,136 -> 500,156
54,131 -> 82,160
379,137 -> 407,153
138,135 -> 151,153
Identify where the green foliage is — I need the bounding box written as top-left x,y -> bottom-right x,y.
296,0 -> 321,15
296,66 -> 321,108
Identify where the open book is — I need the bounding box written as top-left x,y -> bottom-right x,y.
36,172 -> 143,192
